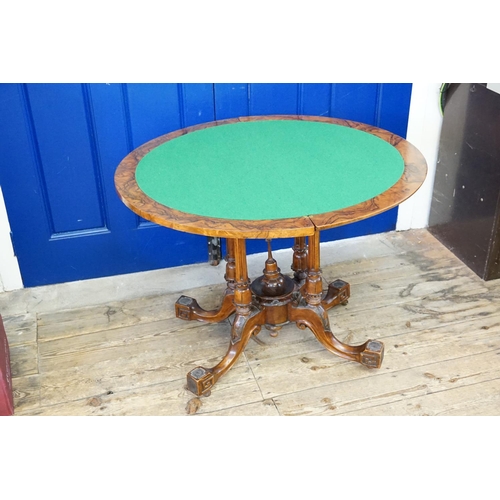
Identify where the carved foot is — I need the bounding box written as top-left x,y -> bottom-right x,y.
185,307 -> 265,396
175,291 -> 235,323
359,340 -> 384,368
322,279 -> 350,310
187,366 -> 215,397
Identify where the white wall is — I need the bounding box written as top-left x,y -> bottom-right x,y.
0,187 -> 23,292
487,83 -> 500,94
0,83 -> 444,291
396,83 -> 443,231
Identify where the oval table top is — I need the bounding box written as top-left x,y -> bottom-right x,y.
115,115 -> 427,239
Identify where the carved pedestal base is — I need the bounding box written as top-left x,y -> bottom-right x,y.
175,235 -> 384,396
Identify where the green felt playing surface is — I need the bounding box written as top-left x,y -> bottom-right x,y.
135,120 -> 404,221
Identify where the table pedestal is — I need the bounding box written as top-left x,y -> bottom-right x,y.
175,231 -> 384,397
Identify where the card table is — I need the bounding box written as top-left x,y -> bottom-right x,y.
115,115 -> 427,397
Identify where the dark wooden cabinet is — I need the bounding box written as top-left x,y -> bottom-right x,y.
429,83 -> 500,280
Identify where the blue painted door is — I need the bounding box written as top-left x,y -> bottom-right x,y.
0,83 -> 412,287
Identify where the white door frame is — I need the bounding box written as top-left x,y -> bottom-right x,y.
396,82 -> 443,230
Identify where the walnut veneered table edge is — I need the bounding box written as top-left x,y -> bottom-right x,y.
115,115 -> 428,397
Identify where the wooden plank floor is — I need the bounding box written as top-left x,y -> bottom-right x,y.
4,229 -> 500,416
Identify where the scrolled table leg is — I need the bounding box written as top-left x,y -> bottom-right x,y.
186,307 -> 265,396
175,291 -> 235,323
186,238 -> 265,396
292,229 -> 384,368
321,279 -> 350,310
290,303 -> 384,368
175,238 -> 238,323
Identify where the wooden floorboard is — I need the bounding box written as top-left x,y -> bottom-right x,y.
3,229 -> 500,416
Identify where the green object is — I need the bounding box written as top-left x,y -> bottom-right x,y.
136,120 -> 404,221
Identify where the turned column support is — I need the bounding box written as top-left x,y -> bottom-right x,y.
292,236 -> 308,285
304,230 -> 323,306
233,238 -> 253,312
224,238 -> 237,291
